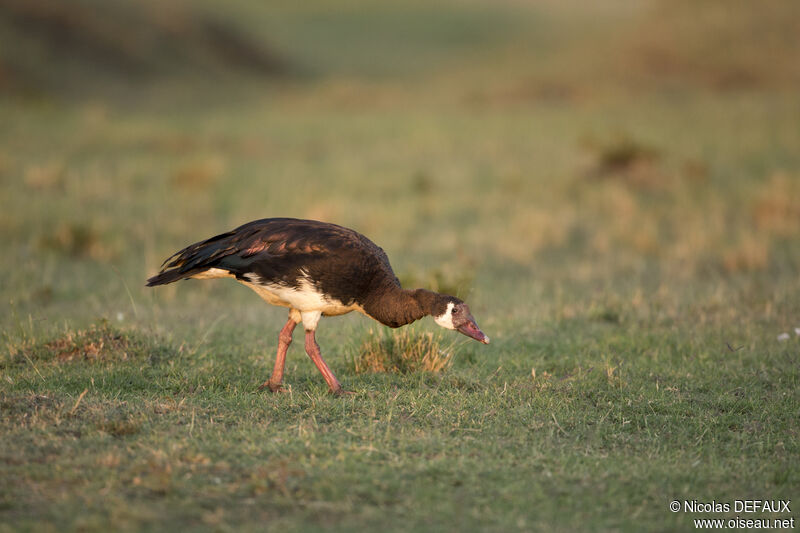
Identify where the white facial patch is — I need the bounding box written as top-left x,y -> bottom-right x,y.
433,302 -> 456,330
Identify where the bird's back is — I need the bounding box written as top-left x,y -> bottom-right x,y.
147,218 -> 400,309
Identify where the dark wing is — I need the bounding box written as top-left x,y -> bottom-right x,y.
146,218 -> 399,303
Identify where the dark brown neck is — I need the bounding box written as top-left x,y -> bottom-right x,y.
364,287 -> 441,328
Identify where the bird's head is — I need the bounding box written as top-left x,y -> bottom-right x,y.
433,297 -> 490,344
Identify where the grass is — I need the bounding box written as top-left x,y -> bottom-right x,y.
1,1 -> 799,531
348,327 -> 455,375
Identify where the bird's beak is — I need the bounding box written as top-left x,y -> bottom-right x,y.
457,318 -> 490,344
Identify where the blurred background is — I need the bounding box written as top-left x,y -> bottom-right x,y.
1,0 -> 799,340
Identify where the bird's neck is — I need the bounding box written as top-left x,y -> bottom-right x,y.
364,286 -> 440,328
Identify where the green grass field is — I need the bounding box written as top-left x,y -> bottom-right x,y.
1,1 -> 799,531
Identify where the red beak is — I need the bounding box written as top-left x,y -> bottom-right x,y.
457,318 -> 490,344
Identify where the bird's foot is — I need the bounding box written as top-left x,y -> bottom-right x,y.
331,387 -> 355,397
258,380 -> 288,393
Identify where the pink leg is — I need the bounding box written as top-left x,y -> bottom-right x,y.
304,330 -> 352,396
258,317 -> 297,392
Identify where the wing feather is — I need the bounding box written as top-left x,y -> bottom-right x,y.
146,218 -> 395,292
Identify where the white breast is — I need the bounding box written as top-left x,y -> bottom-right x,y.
433,301 -> 456,330
239,273 -> 364,317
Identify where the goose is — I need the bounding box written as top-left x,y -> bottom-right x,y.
146,217 -> 489,395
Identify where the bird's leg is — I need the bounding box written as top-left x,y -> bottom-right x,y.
304,329 -> 352,396
258,316 -> 298,392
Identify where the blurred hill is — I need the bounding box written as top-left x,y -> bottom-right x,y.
614,0 -> 800,90
470,0 -> 800,104
0,0 -> 289,96
0,0 -> 797,101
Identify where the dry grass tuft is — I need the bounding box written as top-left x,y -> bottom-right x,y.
752,172 -> 800,237
7,322 -> 148,366
621,0 -> 800,90
38,221 -> 113,260
587,136 -> 664,190
171,156 -> 226,191
595,138 -> 659,174
98,416 -> 142,437
44,323 -> 136,363
350,328 -> 455,375
721,233 -> 770,274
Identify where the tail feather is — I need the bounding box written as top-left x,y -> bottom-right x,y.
146,231 -> 239,287
146,268 -> 205,286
